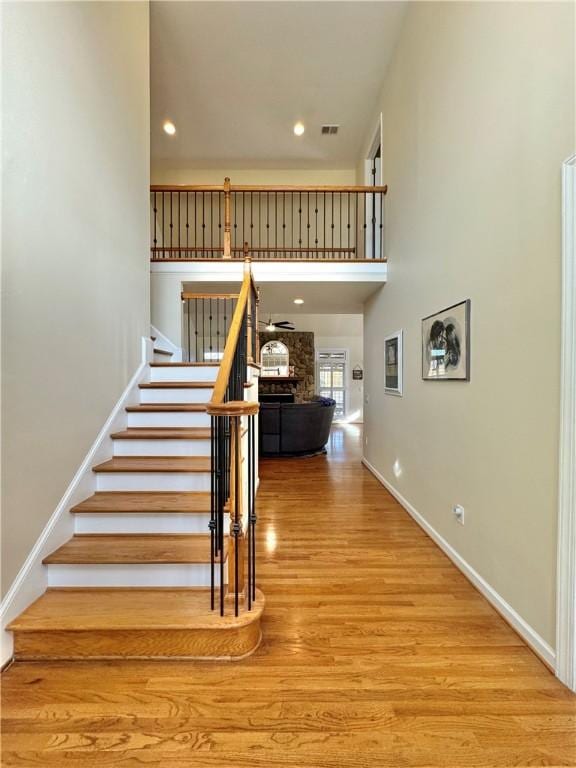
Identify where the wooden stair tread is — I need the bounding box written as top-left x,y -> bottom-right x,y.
111,427 -> 211,440
43,534 -> 218,564
8,588 -> 264,632
126,403 -> 208,412
70,491 -> 216,514
139,381 -> 216,389
93,456 -> 210,473
153,348 -> 172,356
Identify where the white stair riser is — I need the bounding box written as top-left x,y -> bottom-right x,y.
114,439 -> 211,457
96,472 -> 211,492
127,411 -> 210,428
153,353 -> 173,363
47,563 -> 226,588
74,512 -> 227,534
139,388 -> 213,404
150,366 -> 219,383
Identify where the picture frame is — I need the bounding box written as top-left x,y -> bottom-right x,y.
384,330 -> 403,395
422,300 -> 471,381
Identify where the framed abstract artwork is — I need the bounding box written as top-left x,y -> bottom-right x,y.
384,330 -> 403,395
422,300 -> 471,381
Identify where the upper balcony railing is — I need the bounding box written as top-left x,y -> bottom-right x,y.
150,177 -> 387,262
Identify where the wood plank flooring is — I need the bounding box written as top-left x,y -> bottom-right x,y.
2,425 -> 575,767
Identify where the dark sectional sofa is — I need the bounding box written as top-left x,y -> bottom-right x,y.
259,396 -> 336,457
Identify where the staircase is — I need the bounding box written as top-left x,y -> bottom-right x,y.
8,270 -> 264,661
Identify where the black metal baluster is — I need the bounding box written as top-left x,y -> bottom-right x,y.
209,298 -> 213,360
306,192 -> 310,252
380,191 -> 384,260
195,298 -> 199,362
170,191 -> 173,250
250,412 -> 256,602
211,191 -> 214,257
187,298 -> 191,363
250,192 -> 254,250
347,192 -> 351,257
210,415 -> 216,610
218,191 -> 222,256
201,192 -> 205,258
234,193 -> 237,252
331,191 -> 334,254
153,192 -> 157,259
266,192 -> 270,250
220,416 -> 225,616
186,192 -> 190,257
339,192 -> 342,254
323,192 -> 326,257
298,191 -> 302,253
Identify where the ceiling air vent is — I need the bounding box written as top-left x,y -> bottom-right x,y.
321,125 -> 339,135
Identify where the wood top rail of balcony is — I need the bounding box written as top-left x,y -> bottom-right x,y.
151,183 -> 388,193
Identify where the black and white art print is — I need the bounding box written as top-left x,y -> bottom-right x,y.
422,300 -> 470,381
384,330 -> 403,395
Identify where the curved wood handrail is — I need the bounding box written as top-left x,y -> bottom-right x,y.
208,265 -> 254,411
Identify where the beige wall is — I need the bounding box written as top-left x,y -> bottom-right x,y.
151,168 -> 356,185
1,2 -> 150,595
361,1 -> 574,647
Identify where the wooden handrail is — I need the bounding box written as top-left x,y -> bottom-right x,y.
151,183 -> 388,194
207,265 -> 253,409
181,292 -> 239,300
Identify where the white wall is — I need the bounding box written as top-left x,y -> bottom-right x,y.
360,1 -> 574,650
268,314 -> 364,421
1,1 -> 150,595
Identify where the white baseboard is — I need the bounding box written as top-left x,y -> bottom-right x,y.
361,456 -> 556,670
151,324 -> 183,362
0,338 -> 150,666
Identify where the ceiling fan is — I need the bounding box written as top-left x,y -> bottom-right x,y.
259,316 -> 295,332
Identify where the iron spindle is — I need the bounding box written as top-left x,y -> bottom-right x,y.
210,415 -> 216,610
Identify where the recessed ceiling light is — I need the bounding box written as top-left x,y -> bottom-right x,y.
293,298 -> 304,305
163,120 -> 176,136
293,122 -> 305,137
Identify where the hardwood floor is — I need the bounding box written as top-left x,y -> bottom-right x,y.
2,425 -> 575,767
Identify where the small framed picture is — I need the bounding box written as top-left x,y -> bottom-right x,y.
384,330 -> 403,395
422,300 -> 470,381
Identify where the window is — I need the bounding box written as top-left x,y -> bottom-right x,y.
317,350 -> 347,419
261,340 -> 289,376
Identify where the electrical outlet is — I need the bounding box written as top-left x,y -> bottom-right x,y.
453,504 -> 465,525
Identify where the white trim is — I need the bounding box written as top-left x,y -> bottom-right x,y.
557,154 -> 576,691
151,324 -> 182,362
0,337 -> 150,667
362,457 -> 556,669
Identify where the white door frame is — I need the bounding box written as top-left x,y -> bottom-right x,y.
557,154 -> 576,691
364,114 -> 383,260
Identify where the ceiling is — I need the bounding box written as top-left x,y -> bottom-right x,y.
182,280 -> 381,314
151,2 -> 406,171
